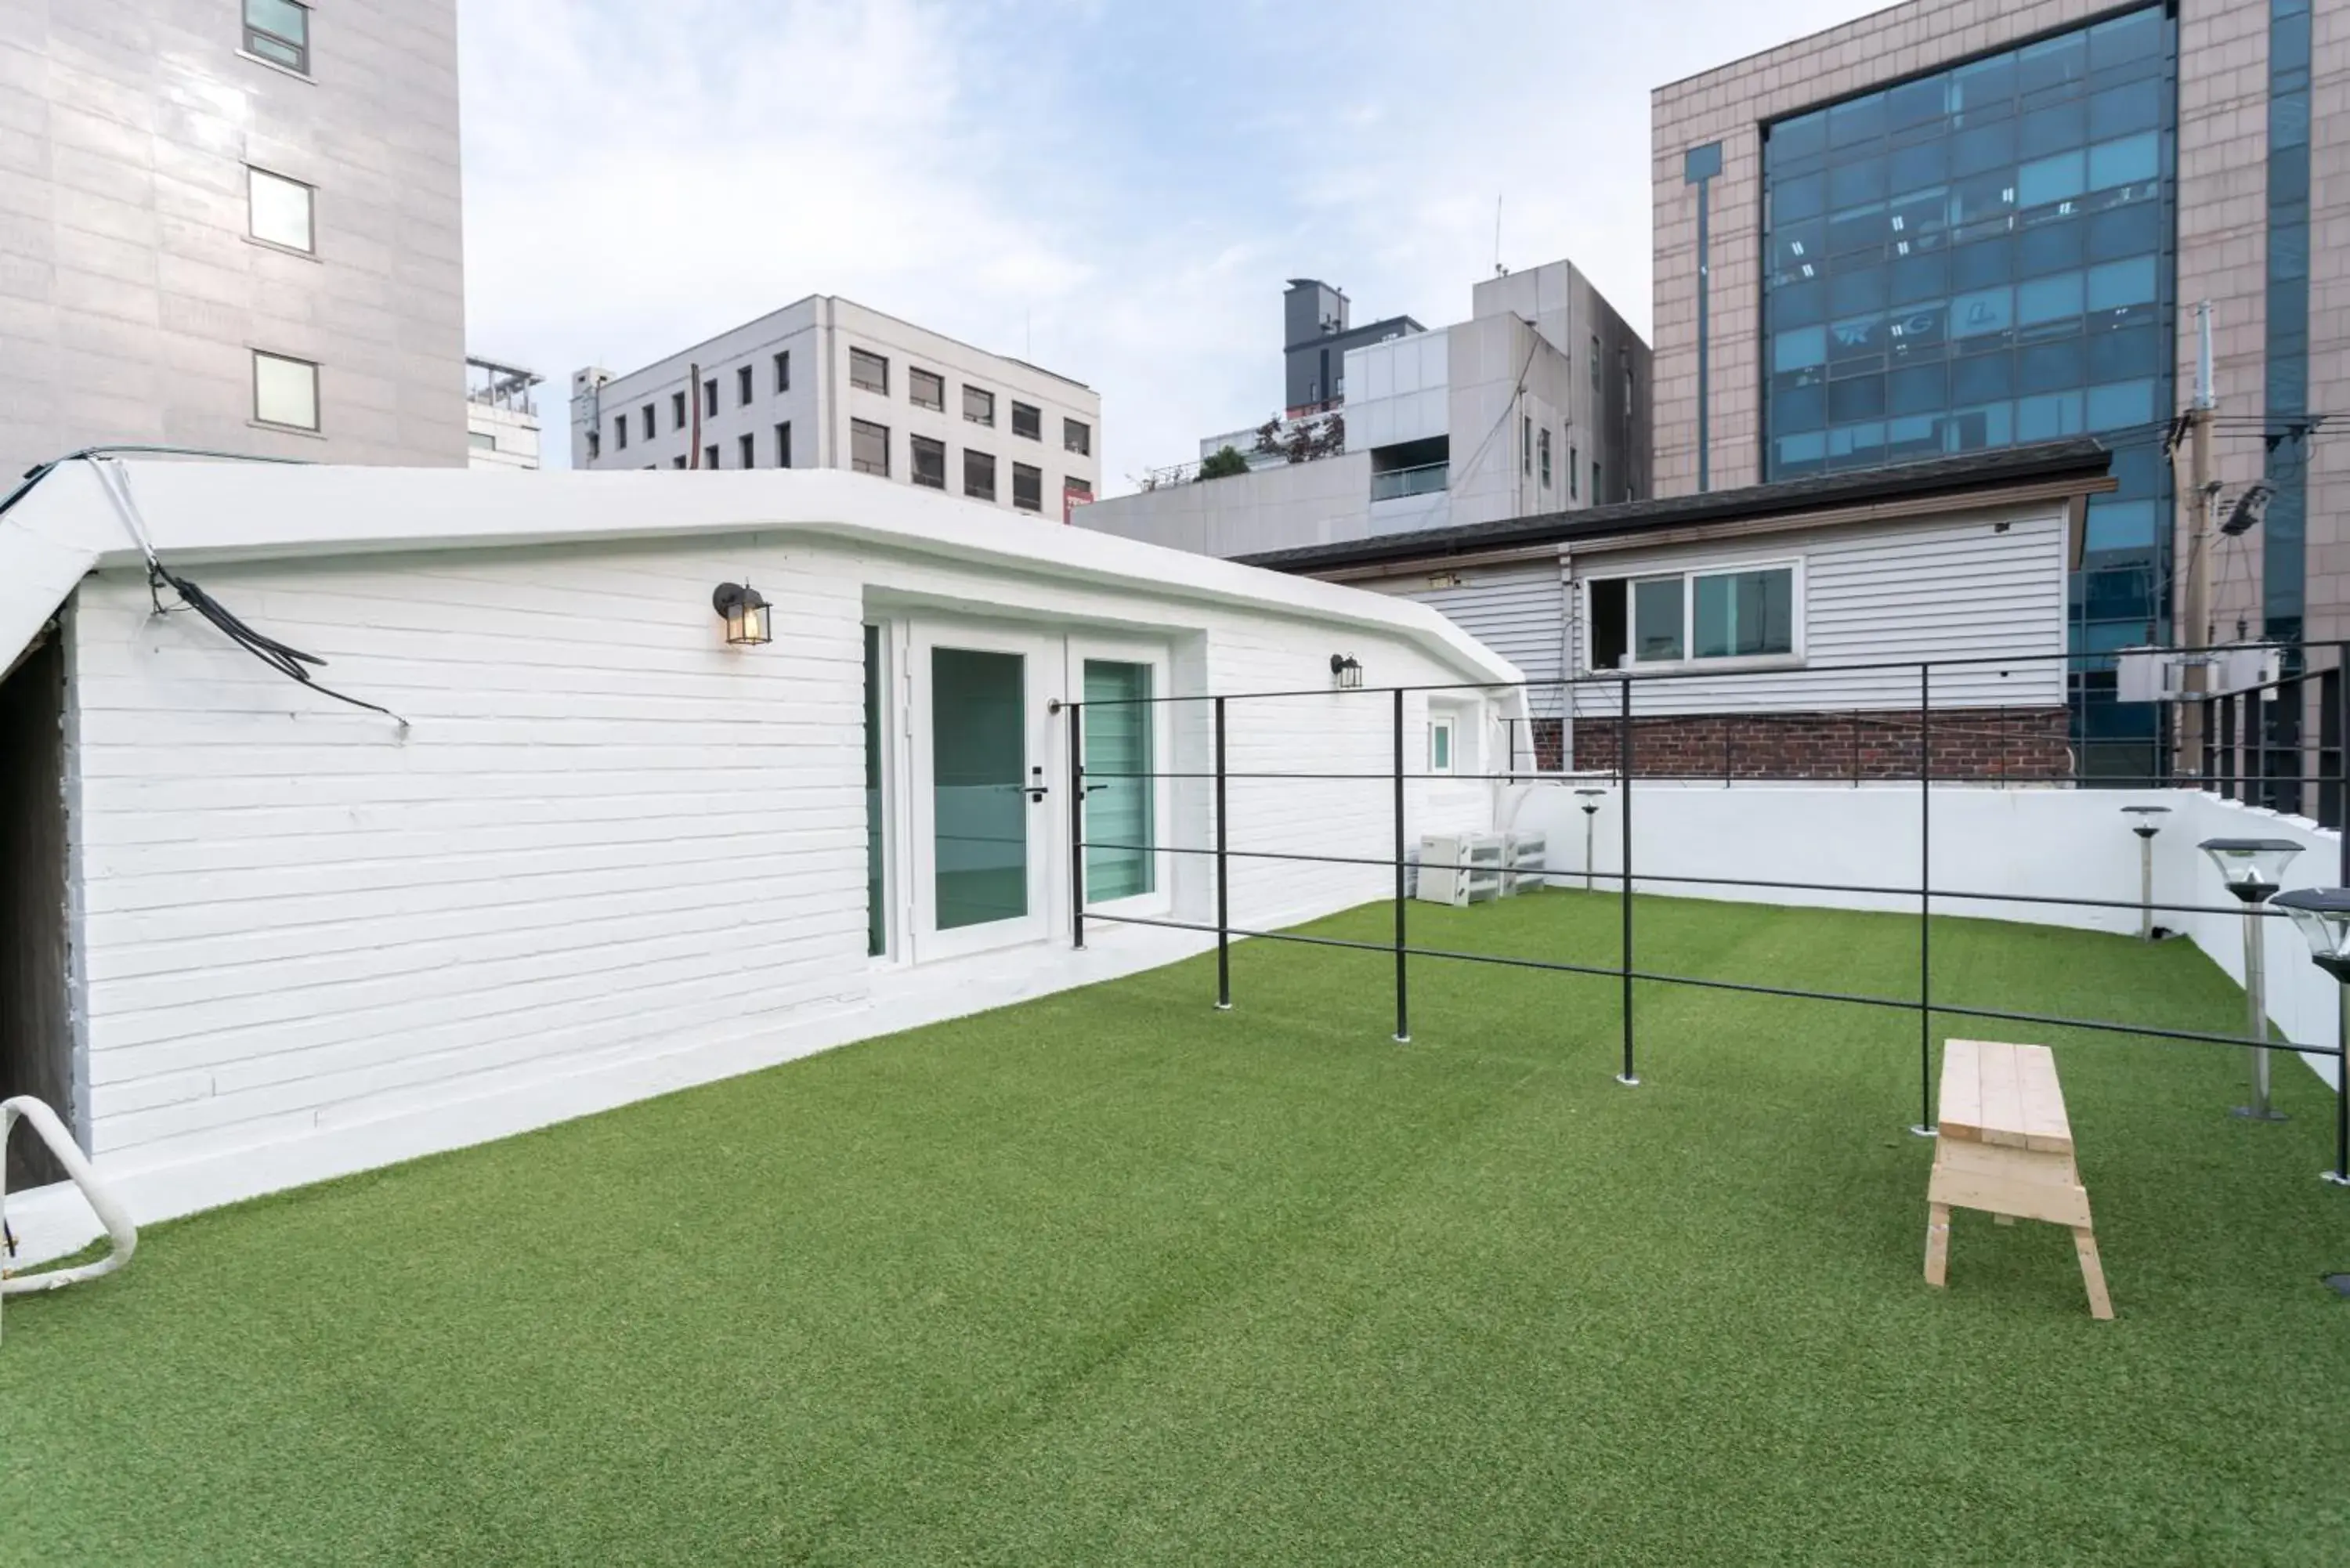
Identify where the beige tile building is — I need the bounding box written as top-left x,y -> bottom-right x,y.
1651,0 -> 2345,674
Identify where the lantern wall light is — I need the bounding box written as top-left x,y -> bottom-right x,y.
2200,836 -> 2304,1122
1329,653 -> 1363,690
711,582 -> 772,646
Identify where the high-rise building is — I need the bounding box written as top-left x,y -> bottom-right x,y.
0,2 -> 469,476
1652,0 -> 2342,768
570,297 -> 1101,522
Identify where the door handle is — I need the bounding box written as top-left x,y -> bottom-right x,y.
1025,765 -> 1048,804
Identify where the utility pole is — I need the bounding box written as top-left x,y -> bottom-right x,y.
2178,302 -> 2215,775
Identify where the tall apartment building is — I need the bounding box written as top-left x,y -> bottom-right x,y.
0,1 -> 468,478
571,298 -> 1101,521
1079,259 -> 1650,558
1652,0 -> 2345,764
1281,277 -> 1426,415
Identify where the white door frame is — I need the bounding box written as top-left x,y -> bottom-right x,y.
1069,637 -> 1176,924
908,620 -> 1060,963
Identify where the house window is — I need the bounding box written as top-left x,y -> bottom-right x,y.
613,417 -> 627,452
251,349 -> 318,430
776,421 -> 791,467
774,351 -> 790,393
738,432 -> 754,468
641,405 -> 655,442
1522,415 -> 1532,476
243,0 -> 309,73
1065,418 -> 1091,456
851,418 -> 888,476
1011,401 -> 1041,440
1593,565 -> 1799,669
964,449 -> 996,501
850,349 -> 888,394
910,434 -> 945,489
737,365 -> 753,406
1012,462 -> 1042,513
909,367 -> 944,410
671,390 -> 686,430
703,443 -> 719,470
1428,719 -> 1455,775
702,378 -> 717,417
963,385 -> 994,427
1538,428 -> 1552,489
246,167 -> 313,252
468,430 -> 495,452
587,429 -> 600,460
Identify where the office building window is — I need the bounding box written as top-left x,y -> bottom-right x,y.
467,431 -> 494,453
1590,335 -> 1600,389
910,434 -> 946,490
1570,446 -> 1578,500
671,390 -> 686,430
703,443 -> 719,470
851,418 -> 888,476
702,378 -> 717,417
245,166 -> 313,253
641,406 -> 655,442
614,417 -> 628,452
738,432 -> 754,469
776,422 -> 792,468
850,349 -> 888,394
910,368 -> 945,410
1012,462 -> 1042,513
963,385 -> 994,426
1011,401 -> 1041,440
251,349 -> 318,431
242,0 -> 309,73
1065,418 -> 1091,456
587,429 -> 600,461
1759,3 -> 2175,666
964,449 -> 996,501
737,365 -> 754,406
1522,415 -> 1533,475
774,351 -> 790,393
672,456 -> 686,469
1538,427 -> 1552,489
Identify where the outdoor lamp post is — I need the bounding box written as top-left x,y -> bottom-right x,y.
710,582 -> 772,646
2122,805 -> 2171,941
2268,888 -> 2350,1187
1575,787 -> 1606,891
2200,837 -> 2305,1122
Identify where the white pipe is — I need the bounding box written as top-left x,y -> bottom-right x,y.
1,1097 -> 137,1342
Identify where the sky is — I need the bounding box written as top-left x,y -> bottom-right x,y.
457,0 -> 1889,487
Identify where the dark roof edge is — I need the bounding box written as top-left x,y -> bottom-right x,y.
1238,439 -> 2113,575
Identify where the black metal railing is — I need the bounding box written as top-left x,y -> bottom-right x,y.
1064,643 -> 2350,1185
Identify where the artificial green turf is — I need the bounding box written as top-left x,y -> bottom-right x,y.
4,893 -> 2348,1565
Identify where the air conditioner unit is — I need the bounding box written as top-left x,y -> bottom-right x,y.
1419,833 -> 1506,906
1504,831 -> 1548,896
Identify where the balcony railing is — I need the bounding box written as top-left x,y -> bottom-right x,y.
1370,461 -> 1448,502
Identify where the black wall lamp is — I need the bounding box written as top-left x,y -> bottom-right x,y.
1330,653 -> 1363,690
712,582 -> 772,646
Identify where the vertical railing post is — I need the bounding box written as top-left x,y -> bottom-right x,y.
1214,696 -> 1231,1011
1618,677 -> 1637,1086
1392,686 -> 1410,1044
1913,663 -> 1936,1137
1068,699 -> 1086,950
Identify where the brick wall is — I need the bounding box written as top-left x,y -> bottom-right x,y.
1567,705 -> 2072,782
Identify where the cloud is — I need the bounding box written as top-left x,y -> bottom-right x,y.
458,0 -> 1887,486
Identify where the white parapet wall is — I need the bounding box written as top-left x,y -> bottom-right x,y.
1502,779 -> 2345,1090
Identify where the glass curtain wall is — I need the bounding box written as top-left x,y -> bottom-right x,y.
1759,6 -> 2176,774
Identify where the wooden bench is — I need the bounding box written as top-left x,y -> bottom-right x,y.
1925,1039 -> 2113,1320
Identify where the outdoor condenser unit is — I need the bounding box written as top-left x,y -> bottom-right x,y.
1503,831 -> 1547,897
1418,834 -> 1506,906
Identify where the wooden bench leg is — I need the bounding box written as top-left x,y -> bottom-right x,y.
2072,1227 -> 2113,1321
1925,1202 -> 1950,1288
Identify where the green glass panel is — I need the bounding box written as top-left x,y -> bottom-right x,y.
1693,569 -> 1795,659
1083,662 -> 1153,901
932,647 -> 1027,930
864,624 -> 884,957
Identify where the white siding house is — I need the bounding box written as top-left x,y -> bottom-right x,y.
0,461 -> 1520,1259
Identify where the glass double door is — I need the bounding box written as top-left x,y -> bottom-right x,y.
900,623 -> 1164,963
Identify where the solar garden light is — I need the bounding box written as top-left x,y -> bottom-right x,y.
2201,837 -> 2304,1122
1575,787 -> 1606,891
2122,805 -> 2171,941
2268,888 -> 2350,1190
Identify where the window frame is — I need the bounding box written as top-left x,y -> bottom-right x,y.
962,385 -> 995,428
587,429 -> 601,461
850,418 -> 889,477
1585,558 -> 1806,672
909,367 -> 945,411
244,164 -> 315,255
775,421 -> 792,468
702,378 -> 718,417
1427,717 -> 1455,776
849,349 -> 889,396
703,443 -> 719,470
739,432 -> 754,468
1011,461 -> 1043,513
1064,417 -> 1091,457
737,365 -> 754,406
241,0 -> 310,75
1538,427 -> 1552,489
1011,400 -> 1041,440
613,417 -> 628,452
774,351 -> 790,393
671,390 -> 686,431
250,348 -> 319,432
909,433 -> 946,490
964,448 -> 996,502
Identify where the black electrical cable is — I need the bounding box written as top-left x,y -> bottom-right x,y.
144,559 -> 404,724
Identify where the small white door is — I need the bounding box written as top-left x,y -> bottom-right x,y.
910,623 -> 1057,961
1071,639 -> 1174,920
